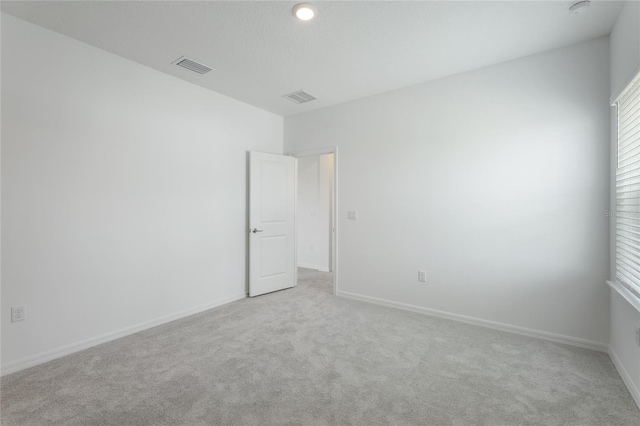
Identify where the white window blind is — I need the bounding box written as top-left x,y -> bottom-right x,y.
615,73 -> 640,297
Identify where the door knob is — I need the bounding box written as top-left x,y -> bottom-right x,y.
251,228 -> 264,233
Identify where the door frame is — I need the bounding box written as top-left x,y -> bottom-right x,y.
291,147 -> 339,295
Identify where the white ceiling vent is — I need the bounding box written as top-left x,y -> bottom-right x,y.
172,56 -> 213,74
283,90 -> 317,104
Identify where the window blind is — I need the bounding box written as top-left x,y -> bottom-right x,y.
615,73 -> 640,297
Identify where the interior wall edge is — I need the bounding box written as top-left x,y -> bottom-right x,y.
0,293 -> 247,377
337,290 -> 608,353
609,345 -> 640,410
297,263 -> 331,273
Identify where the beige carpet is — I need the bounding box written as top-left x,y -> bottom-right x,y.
1,268 -> 639,425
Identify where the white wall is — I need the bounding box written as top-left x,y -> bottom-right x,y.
609,0 -> 640,409
610,1 -> 640,98
297,154 -> 333,271
1,14 -> 283,373
285,37 -> 611,348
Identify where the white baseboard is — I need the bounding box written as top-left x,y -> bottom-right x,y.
337,290 -> 608,353
609,345 -> 640,410
0,293 -> 246,377
297,263 -> 330,272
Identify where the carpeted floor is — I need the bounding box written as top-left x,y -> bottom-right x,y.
1,268 -> 639,425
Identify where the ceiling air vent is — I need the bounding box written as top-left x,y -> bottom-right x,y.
173,56 -> 213,75
283,90 -> 317,104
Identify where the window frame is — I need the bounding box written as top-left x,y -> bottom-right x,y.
613,70 -> 640,300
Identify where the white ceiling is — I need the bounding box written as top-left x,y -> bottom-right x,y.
1,1 -> 625,117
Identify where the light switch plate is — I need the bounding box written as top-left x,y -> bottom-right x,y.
348,210 -> 358,220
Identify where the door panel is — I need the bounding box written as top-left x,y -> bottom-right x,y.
249,151 -> 296,297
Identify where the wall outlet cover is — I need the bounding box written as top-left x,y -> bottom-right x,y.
418,270 -> 427,282
11,305 -> 26,322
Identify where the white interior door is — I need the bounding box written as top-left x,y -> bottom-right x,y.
249,151 -> 296,297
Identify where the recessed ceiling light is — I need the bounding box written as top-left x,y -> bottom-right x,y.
293,3 -> 316,21
569,0 -> 591,15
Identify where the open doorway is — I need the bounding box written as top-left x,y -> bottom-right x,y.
294,148 -> 338,295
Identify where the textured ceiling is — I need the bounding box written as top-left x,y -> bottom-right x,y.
1,1 -> 625,117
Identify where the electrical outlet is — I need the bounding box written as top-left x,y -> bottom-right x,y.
11,305 -> 26,322
635,327 -> 640,347
418,270 -> 427,283
347,210 -> 358,220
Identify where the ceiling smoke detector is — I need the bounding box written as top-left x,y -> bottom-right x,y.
569,1 -> 591,15
172,56 -> 213,74
283,90 -> 317,104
